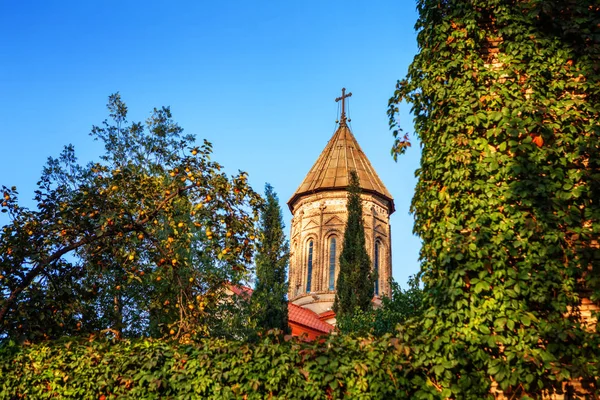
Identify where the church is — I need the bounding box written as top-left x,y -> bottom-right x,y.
285,89 -> 395,339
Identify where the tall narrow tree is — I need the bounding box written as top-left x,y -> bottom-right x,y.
334,171 -> 374,318
252,184 -> 290,334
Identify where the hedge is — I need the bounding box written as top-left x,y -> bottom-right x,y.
0,334 -> 418,399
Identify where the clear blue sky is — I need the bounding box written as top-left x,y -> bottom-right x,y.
0,1 -> 421,286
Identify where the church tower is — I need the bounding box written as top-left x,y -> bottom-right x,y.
287,89 -> 395,324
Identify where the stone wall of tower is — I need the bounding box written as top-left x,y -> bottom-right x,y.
288,190 -> 393,316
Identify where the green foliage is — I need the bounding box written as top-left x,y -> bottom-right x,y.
0,333 -> 417,399
333,171 -> 374,318
252,184 -> 290,334
389,0 -> 600,397
338,276 -> 424,337
0,94 -> 262,342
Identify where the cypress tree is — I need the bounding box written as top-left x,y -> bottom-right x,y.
333,171 -> 374,318
253,184 -> 290,334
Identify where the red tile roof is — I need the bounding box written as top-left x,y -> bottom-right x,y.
228,284 -> 253,298
288,303 -> 334,333
228,285 -> 334,334
318,310 -> 336,321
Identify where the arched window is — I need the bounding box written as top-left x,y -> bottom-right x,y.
374,241 -> 380,296
328,237 -> 337,290
306,240 -> 314,293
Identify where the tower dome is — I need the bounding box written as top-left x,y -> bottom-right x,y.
287,89 -> 394,324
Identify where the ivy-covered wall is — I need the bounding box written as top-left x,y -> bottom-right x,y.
388,0 -> 600,398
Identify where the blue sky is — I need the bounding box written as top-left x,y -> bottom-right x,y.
0,1 -> 421,286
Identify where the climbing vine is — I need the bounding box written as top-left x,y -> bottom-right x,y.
0,334 -> 415,399
389,0 -> 600,398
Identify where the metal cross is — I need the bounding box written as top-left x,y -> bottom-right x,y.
335,88 -> 352,124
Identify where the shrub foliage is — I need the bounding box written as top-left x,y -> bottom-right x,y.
0,334 -> 415,399
337,276 -> 424,337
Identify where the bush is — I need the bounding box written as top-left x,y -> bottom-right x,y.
0,334 -> 418,399
337,276 -> 424,337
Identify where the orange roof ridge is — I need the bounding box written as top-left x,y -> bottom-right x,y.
288,123 -> 394,213
228,284 -> 333,334
288,303 -> 334,333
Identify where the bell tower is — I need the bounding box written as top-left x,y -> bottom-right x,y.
287,89 -> 395,324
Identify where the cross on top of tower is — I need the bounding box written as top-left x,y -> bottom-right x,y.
335,87 -> 352,125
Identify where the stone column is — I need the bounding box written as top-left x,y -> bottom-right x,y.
317,202 -> 326,292
297,209 -> 305,297
386,212 -> 392,297
371,205 -> 377,295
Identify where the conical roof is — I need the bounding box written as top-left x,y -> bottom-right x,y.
288,122 -> 395,213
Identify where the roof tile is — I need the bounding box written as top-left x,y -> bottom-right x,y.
288,123 -> 394,212
288,303 -> 334,333
229,285 -> 334,334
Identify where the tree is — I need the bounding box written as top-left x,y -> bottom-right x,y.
337,275 -> 424,336
0,93 -> 262,342
252,184 -> 290,334
389,0 -> 600,397
333,171 -> 374,319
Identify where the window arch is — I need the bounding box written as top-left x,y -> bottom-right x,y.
328,237 -> 337,290
374,241 -> 381,296
306,240 -> 314,293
